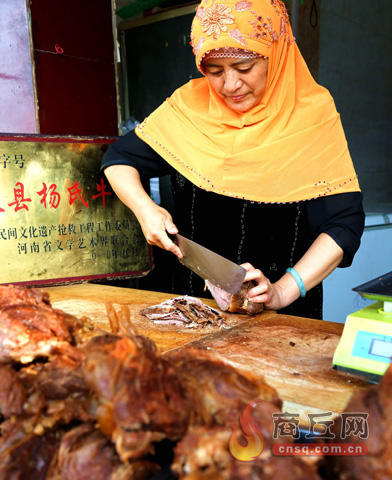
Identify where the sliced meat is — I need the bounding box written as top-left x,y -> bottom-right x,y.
141,296 -> 225,328
207,280 -> 264,315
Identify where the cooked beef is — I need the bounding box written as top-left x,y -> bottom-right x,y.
141,296 -> 225,327
82,333 -> 191,462
28,344 -> 88,400
166,348 -> 281,426
0,364 -> 26,417
19,345 -> 95,435
0,298 -> 73,364
207,280 -> 264,315
46,423 -> 159,480
0,284 -> 327,478
106,303 -> 138,336
322,364 -> 392,479
0,285 -> 51,308
173,424 -> 322,480
0,419 -> 60,480
0,285 -> 99,363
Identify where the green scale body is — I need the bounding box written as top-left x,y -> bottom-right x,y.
333,300 -> 392,383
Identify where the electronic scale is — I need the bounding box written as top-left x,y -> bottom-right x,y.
333,271 -> 392,383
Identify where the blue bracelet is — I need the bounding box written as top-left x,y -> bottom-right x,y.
286,267 -> 306,298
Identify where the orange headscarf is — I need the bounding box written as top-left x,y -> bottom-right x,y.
135,0 -> 360,203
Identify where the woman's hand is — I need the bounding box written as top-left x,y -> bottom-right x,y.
240,263 -> 287,310
104,165 -> 182,258
137,203 -> 182,258
241,233 -> 344,311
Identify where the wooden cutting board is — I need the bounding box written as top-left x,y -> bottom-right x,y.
171,313 -> 370,414
43,283 -> 370,423
44,282 -> 275,353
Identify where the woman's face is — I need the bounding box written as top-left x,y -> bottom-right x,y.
203,56 -> 268,113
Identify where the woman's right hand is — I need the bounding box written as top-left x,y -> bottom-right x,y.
103,165 -> 182,258
136,203 -> 183,258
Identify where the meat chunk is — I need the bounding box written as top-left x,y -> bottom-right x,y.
0,364 -> 26,418
46,423 -> 159,480
82,333 -> 190,461
19,345 -> 95,435
0,285 -> 51,308
207,280 -> 264,315
166,348 -> 281,426
141,295 -> 225,327
27,345 -> 88,400
322,363 -> 392,479
0,419 -> 60,480
0,285 -> 75,364
173,424 -> 322,480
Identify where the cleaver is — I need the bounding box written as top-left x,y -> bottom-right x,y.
172,234 -> 246,294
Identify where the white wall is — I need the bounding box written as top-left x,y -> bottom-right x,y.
323,218 -> 392,323
0,0 -> 37,133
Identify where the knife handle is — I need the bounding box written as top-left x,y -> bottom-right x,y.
167,232 -> 179,245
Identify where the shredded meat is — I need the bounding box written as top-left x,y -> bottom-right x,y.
141,295 -> 225,327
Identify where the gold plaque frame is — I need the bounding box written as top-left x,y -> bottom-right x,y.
0,134 -> 151,286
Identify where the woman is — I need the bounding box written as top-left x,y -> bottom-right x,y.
102,0 -> 364,319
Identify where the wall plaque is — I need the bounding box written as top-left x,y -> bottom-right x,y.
0,135 -> 151,285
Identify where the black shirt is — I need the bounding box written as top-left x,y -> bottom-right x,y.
102,130 -> 365,319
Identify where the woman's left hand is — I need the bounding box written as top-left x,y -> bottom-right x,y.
240,263 -> 286,310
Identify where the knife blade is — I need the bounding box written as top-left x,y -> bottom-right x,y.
172,234 -> 246,294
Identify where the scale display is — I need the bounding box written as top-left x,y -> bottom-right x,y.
352,330 -> 392,364
371,339 -> 392,358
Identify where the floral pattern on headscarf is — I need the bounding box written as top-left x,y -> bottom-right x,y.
191,0 -> 293,70
199,4 -> 235,39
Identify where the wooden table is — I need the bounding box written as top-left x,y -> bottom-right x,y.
44,282 -> 370,426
